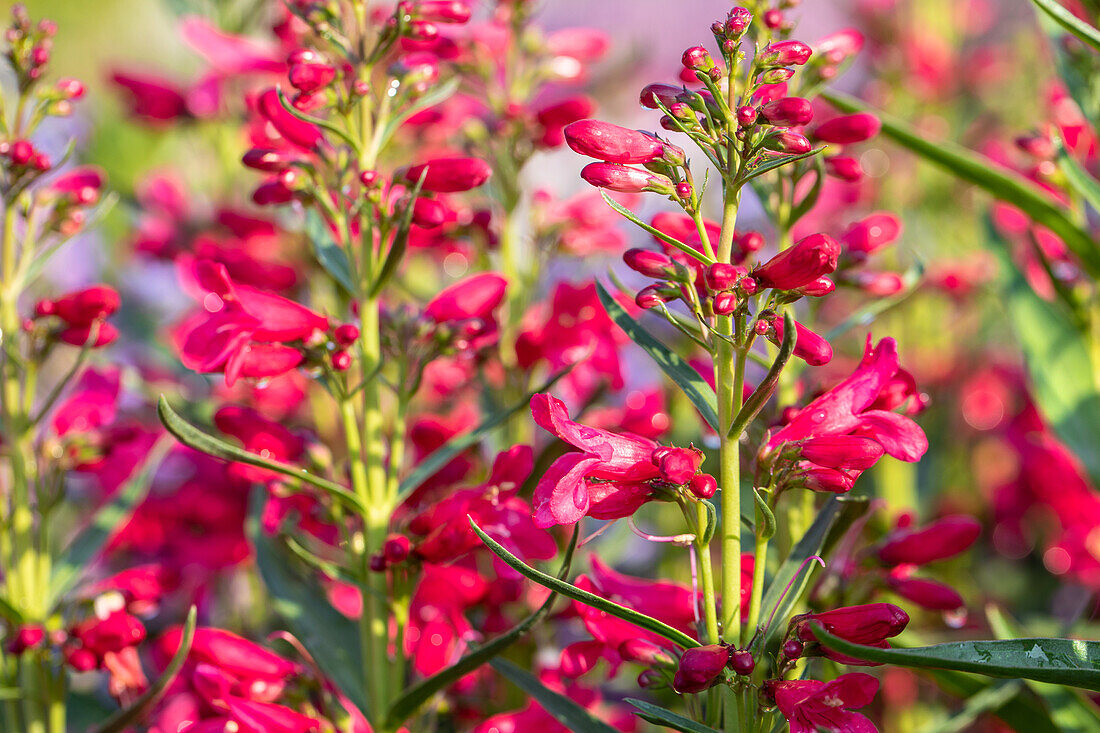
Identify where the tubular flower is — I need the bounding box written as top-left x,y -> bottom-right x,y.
876,515 -> 981,566
564,119 -> 666,163
768,673 -> 880,733
791,603 -> 910,666
530,393 -> 660,527
403,156 -> 492,192
753,233 -> 840,290
766,336 -> 928,463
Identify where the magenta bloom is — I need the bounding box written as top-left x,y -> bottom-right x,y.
580,162 -> 673,193
813,113 -> 881,144
530,393 -> 660,527
759,97 -> 814,127
792,603 -> 909,666
759,40 -> 813,66
673,644 -> 730,693
404,156 -> 492,192
257,88 -> 324,152
877,515 -> 981,566
564,119 -> 666,163
754,233 -> 840,290
770,315 -> 833,367
767,336 -> 928,462
769,673 -> 879,733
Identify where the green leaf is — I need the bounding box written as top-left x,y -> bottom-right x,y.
919,680 -> 1026,733
988,607 -> 1100,732
596,280 -> 720,432
739,147 -> 824,184
749,496 -> 866,654
490,658 -> 619,733
1055,136 -> 1100,214
369,169 -> 426,298
1031,0 -> 1100,53
599,191 -> 715,266
92,605 -> 196,733
812,627 -> 1100,691
996,245 -> 1100,483
247,488 -> 369,717
48,437 -> 171,609
384,527 -> 579,729
919,667 -> 1059,733
397,366 -> 572,502
305,209 -> 357,296
158,396 -> 365,513
377,77 -> 461,153
470,518 -> 700,649
822,91 -> 1100,279
626,698 -> 721,733
729,310 -> 796,439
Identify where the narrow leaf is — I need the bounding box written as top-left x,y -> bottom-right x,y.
1031,0 -> 1100,53
378,77 -> 461,152
305,209 -> 357,296
919,667 -> 1059,733
812,627 -> 1100,691
822,91 -> 1100,279
384,527 -> 579,729
490,658 -> 620,733
470,518 -> 700,649
596,280 -> 720,431
729,310 -> 796,439
919,680 -> 1026,733
158,396 -> 364,513
397,366 -> 572,502
740,147 -> 824,184
626,698 -> 721,733
1056,136 -> 1100,214
247,489 -> 369,717
370,170 -> 426,298
48,437 -> 171,609
600,191 -> 714,265
93,605 -> 196,733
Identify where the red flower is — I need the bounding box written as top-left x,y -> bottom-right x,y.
792,603 -> 909,666
753,233 -> 840,291
769,673 -> 880,733
403,156 -> 492,192
564,119 -> 666,164
877,515 -> 981,566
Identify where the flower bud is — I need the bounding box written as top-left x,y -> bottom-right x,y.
411,197 -> 447,227
792,603 -> 910,646
289,61 -> 336,93
624,248 -> 676,278
886,575 -> 964,610
781,638 -> 804,661
758,97 -> 813,127
333,323 -> 359,346
759,40 -> 812,66
758,67 -> 795,84
564,120 -> 666,164
404,157 -> 492,192
252,178 -> 295,206
795,467 -> 854,493
414,0 -> 471,23
675,181 -> 692,200
620,639 -> 676,668
729,649 -> 755,676
257,88 -> 324,151
681,46 -> 715,72
639,83 -> 682,110
842,212 -> 901,257
383,535 -> 411,563
796,276 -> 835,297
726,8 -> 753,36
736,105 -> 758,127
53,286 -> 120,327
877,516 -> 981,566
638,669 -> 667,689
56,77 -> 84,99
845,271 -> 904,296
332,350 -> 352,371
753,233 -> 840,290
825,155 -> 862,182
635,283 -> 678,309
816,29 -> 864,65
580,163 -> 674,194
7,625 -> 45,655
799,436 -> 884,470
769,315 -> 832,366
739,277 -> 759,296
763,130 -> 812,154
813,113 -> 881,145
242,148 -> 296,172
705,263 -> 742,291
713,292 -> 738,315
763,9 -> 784,28
653,446 -> 702,484
688,473 -> 717,499
673,644 -> 729,694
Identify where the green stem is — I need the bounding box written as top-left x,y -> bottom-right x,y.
685,502 -> 719,644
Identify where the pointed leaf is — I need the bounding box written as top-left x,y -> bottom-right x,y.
48,437 -> 171,609
1031,0 -> 1100,53
247,488 -> 369,717
596,280 -> 720,431
305,209 -> 357,296
626,698 -> 721,733
470,518 -> 699,649
92,605 -> 196,733
740,147 -> 824,184
158,396 -> 364,512
490,658 -> 620,733
730,310 -> 796,439
599,191 -> 714,265
919,667 -> 1059,733
822,91 -> 1100,279
812,627 -> 1100,691
1056,136 -> 1100,214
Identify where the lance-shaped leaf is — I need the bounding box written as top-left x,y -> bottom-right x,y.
377,77 -> 461,154
490,658 -> 620,733
599,191 -> 715,265
247,489 -> 369,717
596,281 -> 720,431
1031,0 -> 1100,53
158,396 -> 364,513
919,667 -> 1059,733
1055,136 -> 1100,214
626,698 -> 721,733
729,310 -> 796,439
812,627 -> 1100,691
397,365 -> 573,502
92,605 -> 196,733
385,527 -> 579,729
305,210 -> 357,296
470,518 -> 700,649
739,147 -> 824,184
48,437 -> 171,609
822,91 -> 1100,279
370,169 -> 426,298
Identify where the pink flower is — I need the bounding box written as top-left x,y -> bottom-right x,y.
753,233 -> 840,290
877,515 -> 981,566
673,645 -> 729,693
403,156 -> 492,192
530,394 -> 660,527
798,436 -> 885,471
769,673 -> 880,733
580,163 -> 673,194
564,120 -> 666,163
885,572 -> 964,611
792,603 -> 909,665
768,315 -> 833,366
812,113 -> 881,144
214,405 -> 305,483
535,96 -> 595,147
257,88 -> 325,152
759,97 -> 814,127
111,72 -> 191,122
767,337 -> 928,462
759,40 -> 813,66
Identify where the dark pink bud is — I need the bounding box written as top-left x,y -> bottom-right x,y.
759,97 -> 814,127
580,162 -> 673,194
713,292 -> 738,315
333,323 -> 360,346
635,284 -> 676,309
781,638 -> 804,661
739,277 -> 759,295
673,644 -> 729,694
759,40 -> 812,66
793,603 -> 909,646
688,473 -> 717,499
796,276 -> 835,297
681,46 -> 715,71
770,316 -> 832,366
729,649 -> 755,675
564,120 -> 666,164
408,20 -> 439,40
411,197 -> 447,228
34,299 -> 55,317
7,626 -> 45,655
706,263 -> 742,291
56,77 -> 84,99
252,178 -> 295,206
675,181 -> 692,200
726,8 -> 753,36
404,157 -> 492,192
10,140 -> 33,166
799,436 -> 884,470
360,170 -> 380,186
842,213 -> 901,257
736,231 -> 764,256
796,467 -> 854,493
813,113 -> 881,145
414,0 -> 471,23
242,148 -> 295,172
877,516 -> 981,566
332,350 -> 352,371
653,446 -> 702,484
763,9 -> 784,28
846,271 -> 904,296
825,155 -> 862,182
257,88 -> 324,151
754,233 -> 840,290
886,575 -> 964,610
53,286 -> 120,327
763,131 -> 812,154
619,639 -> 676,668
536,96 -> 595,147
736,105 -> 758,127
639,83 -> 682,110
369,554 -> 388,572
289,62 -> 337,93
624,248 -> 676,278
383,535 -> 411,563
390,52 -> 439,88
638,669 -> 666,688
